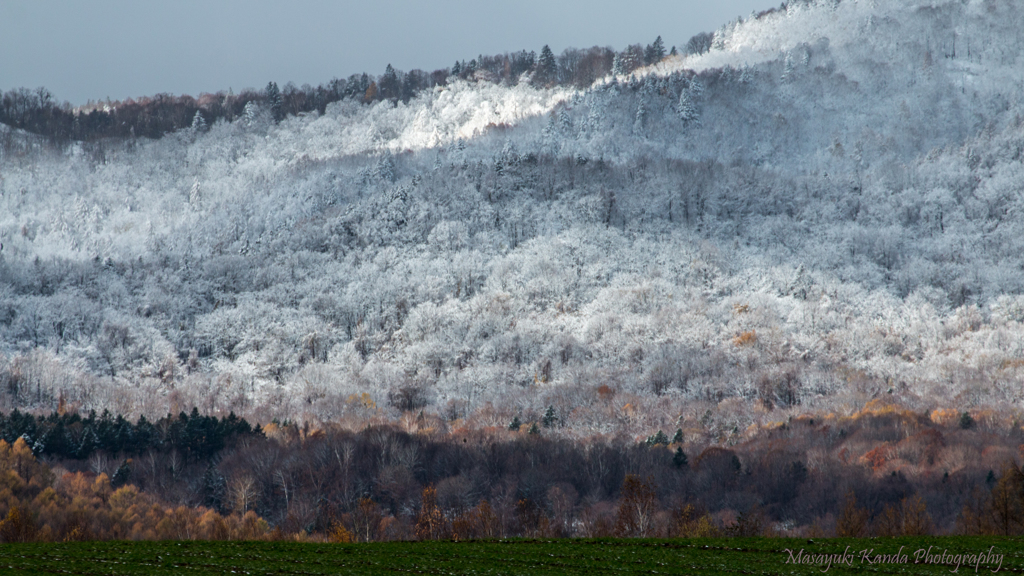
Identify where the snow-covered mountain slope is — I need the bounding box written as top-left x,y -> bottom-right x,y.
597,0 -> 1024,166
2,0 -> 1024,436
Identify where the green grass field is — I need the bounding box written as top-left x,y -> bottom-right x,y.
0,537 -> 1019,575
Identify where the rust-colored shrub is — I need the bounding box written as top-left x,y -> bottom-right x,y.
732,330 -> 757,347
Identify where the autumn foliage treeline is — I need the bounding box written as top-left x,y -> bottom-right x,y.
3,400 -> 1024,542
0,437 -> 271,542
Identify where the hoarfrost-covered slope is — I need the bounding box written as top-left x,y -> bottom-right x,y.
2,0 -> 1024,434
665,0 -> 1024,89
276,81 -> 572,162
608,0 -> 1024,168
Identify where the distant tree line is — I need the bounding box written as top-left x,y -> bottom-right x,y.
0,34 -> 710,146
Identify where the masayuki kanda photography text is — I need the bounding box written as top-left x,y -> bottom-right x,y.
783,545 -> 1005,573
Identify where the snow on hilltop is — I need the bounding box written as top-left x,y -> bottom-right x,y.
277,81 -> 573,163
2,0 -> 1024,434
263,0 -> 1024,173
662,0 -> 1023,82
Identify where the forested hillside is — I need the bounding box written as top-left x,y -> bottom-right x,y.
2,0 -> 1024,445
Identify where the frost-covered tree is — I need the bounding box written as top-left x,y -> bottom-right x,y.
632,98 -> 646,135
374,151 -> 396,182
612,45 -> 644,76
190,111 -> 207,133
242,100 -> 259,126
781,52 -> 795,82
611,52 -> 625,76
189,179 -> 201,207
686,31 -> 714,55
677,88 -> 698,125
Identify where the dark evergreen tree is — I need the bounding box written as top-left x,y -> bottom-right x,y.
134,415 -> 156,450
673,447 -> 688,468
400,70 -> 419,102
542,406 -> 557,428
77,426 -> 99,458
379,64 -> 400,101
644,36 -> 666,64
201,464 -> 228,512
672,428 -> 684,444
111,459 -> 132,487
534,45 -> 558,86
959,412 -> 975,429
646,430 -> 669,445
508,416 -> 522,431
41,421 -> 69,457
266,81 -> 283,122
96,410 -> 115,450
112,414 -> 134,454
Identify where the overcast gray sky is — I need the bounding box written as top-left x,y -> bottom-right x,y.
1,0 -> 773,106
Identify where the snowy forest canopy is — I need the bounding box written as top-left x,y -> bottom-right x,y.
2,0 -> 1024,442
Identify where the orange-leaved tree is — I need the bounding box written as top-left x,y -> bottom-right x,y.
416,486 -> 449,540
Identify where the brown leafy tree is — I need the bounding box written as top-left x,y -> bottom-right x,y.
989,463 -> 1024,535
835,491 -> 870,537
728,503 -> 772,537
0,505 -> 36,543
874,494 -> 932,537
615,474 -> 657,537
416,486 -> 449,540
672,503 -> 719,538
351,497 -> 384,542
328,522 -> 354,543
956,486 -> 995,535
515,498 -> 551,537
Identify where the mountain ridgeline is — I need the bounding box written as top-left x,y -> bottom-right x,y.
0,36 -> 679,146
1,0 -> 1024,442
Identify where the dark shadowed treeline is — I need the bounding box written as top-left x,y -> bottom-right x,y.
3,400 -> 1024,542
0,408 -> 259,461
